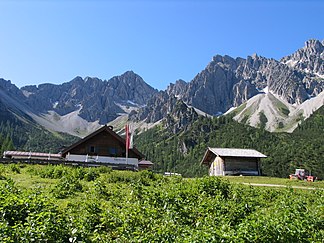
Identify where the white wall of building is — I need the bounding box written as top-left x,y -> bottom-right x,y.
66,154 -> 138,166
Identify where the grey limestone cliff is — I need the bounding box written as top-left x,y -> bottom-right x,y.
281,39 -> 324,75
134,39 -> 324,124
20,71 -> 158,124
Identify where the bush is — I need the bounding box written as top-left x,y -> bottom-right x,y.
2,167 -> 323,242
27,165 -> 70,179
95,166 -> 112,174
84,169 -> 100,182
52,175 -> 83,199
105,171 -> 139,183
9,164 -> 20,174
0,180 -> 70,242
198,176 -> 230,198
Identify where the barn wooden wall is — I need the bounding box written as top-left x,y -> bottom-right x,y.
224,157 -> 259,175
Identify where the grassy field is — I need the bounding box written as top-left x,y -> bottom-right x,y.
221,176 -> 324,189
1,164 -> 324,190
0,163 -> 323,242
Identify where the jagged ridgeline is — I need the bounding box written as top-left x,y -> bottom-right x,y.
135,106 -> 324,178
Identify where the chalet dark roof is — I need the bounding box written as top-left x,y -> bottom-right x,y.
61,125 -> 145,159
201,147 -> 267,165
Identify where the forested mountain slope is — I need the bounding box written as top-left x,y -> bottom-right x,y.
136,107 -> 324,178
0,117 -> 78,154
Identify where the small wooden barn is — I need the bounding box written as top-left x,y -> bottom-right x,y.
201,147 -> 267,176
62,125 -> 145,168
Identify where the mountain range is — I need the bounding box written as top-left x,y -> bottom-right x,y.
0,39 -> 323,137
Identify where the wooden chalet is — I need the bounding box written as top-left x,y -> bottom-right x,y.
62,125 -> 145,168
201,147 -> 267,176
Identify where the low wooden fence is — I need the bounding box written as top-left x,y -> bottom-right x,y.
0,158 -> 137,171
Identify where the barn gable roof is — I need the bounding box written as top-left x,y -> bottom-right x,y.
61,125 -> 145,159
201,147 -> 267,165
209,148 -> 267,158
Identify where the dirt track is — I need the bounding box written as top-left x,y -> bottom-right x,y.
242,183 -> 323,190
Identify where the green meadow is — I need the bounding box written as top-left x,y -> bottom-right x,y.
0,164 -> 323,242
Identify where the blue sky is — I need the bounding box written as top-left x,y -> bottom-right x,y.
0,0 -> 323,90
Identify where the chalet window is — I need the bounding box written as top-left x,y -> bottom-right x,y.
89,146 -> 96,153
108,147 -> 118,156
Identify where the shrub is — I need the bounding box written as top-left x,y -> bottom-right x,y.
9,164 -> 20,174
198,176 -> 230,198
52,175 -> 83,199
95,166 -> 112,174
84,169 -> 100,182
105,171 -> 139,183
28,165 -> 70,179
0,181 -> 70,242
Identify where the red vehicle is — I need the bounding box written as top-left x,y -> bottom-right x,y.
289,169 -> 316,182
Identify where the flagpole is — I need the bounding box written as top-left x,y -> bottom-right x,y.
125,123 -> 134,168
126,124 -> 129,166
126,143 -> 128,166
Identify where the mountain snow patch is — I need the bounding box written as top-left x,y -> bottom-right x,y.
53,101 -> 59,109
262,86 -> 269,94
282,59 -> 298,68
127,100 -> 137,106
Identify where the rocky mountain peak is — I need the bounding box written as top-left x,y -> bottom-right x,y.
305,39 -> 324,53
0,78 -> 27,101
210,54 -> 238,70
107,71 -> 158,105
17,71 -> 158,125
167,79 -> 187,97
129,90 -> 198,133
1,39 -> 324,136
281,39 -> 324,75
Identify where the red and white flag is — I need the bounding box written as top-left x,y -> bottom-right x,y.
125,124 -> 134,150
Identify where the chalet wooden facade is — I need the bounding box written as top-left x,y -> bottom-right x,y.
62,125 -> 145,167
201,147 -> 267,176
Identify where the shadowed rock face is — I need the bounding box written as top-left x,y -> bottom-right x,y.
167,79 -> 187,97
129,90 -> 199,133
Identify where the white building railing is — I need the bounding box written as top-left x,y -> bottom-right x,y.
66,154 -> 138,166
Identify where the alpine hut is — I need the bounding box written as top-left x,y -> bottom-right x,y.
61,125 -> 145,169
201,147 -> 267,176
